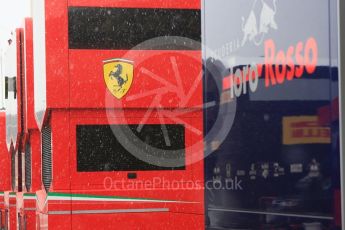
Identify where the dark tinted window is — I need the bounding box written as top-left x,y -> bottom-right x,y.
5,77 -> 8,99
68,7 -> 201,50
77,124 -> 185,172
5,77 -> 17,99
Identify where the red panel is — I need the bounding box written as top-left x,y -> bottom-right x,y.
24,18 -> 37,131
53,109 -> 203,190
45,0 -> 69,109
67,110 -> 204,219
23,198 -> 36,209
49,110 -> 204,222
44,0 -> 200,110
14,28 -> 24,151
0,209 -> 4,229
0,113 -> 11,191
69,50 -> 202,109
69,113 -> 197,186
50,111 -> 71,190
48,214 -> 71,230
24,211 -> 36,230
68,0 -> 200,9
70,196 -> 203,215
9,197 -> 16,230
16,28 -> 24,135
71,212 -> 204,229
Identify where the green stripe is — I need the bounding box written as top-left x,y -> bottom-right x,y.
24,193 -> 36,197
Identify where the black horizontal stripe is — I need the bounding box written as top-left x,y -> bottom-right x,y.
77,124 -> 186,172
68,7 -> 201,50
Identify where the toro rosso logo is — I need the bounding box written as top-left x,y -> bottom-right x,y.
224,37 -> 319,98
222,0 -> 319,99
241,0 -> 278,46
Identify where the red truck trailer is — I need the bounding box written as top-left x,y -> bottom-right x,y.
31,0 -> 204,229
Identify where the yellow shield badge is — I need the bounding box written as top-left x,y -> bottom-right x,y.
103,59 -> 134,99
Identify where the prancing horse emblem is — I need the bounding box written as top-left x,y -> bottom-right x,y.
109,64 -> 128,91
103,59 -> 134,99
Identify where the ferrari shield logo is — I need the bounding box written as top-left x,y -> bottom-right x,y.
103,59 -> 134,99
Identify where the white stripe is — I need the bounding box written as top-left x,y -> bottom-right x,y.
70,197 -> 171,203
49,208 -> 169,215
48,196 -> 197,204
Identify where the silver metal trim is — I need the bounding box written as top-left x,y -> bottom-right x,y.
208,208 -> 333,220
48,208 -> 169,215
338,0 -> 345,227
102,58 -> 134,64
47,211 -> 70,215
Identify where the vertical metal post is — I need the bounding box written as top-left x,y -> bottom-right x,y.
338,0 -> 345,227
